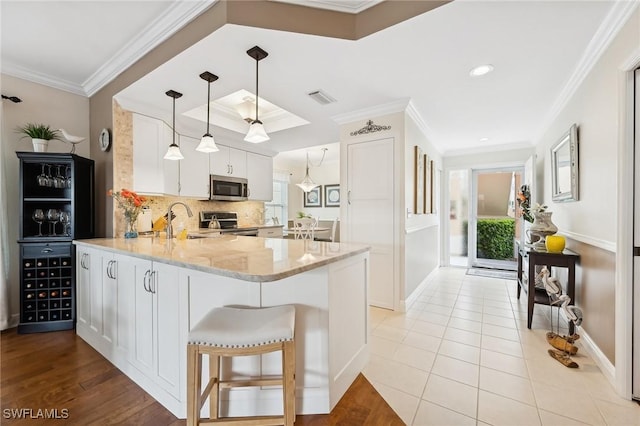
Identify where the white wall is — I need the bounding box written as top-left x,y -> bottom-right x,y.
1,74 -> 90,326
286,160 -> 340,221
403,112 -> 441,301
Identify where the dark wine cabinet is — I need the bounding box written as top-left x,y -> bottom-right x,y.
17,152 -> 94,333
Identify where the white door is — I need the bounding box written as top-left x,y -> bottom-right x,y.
246,152 -> 273,201
210,145 -> 230,176
228,147 -> 247,178
101,254 -> 116,345
346,138 -> 394,308
633,68 -> 640,400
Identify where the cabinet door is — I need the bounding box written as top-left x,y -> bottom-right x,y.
246,152 -> 273,201
228,147 -> 247,178
113,254 -> 134,357
179,135 -> 210,198
101,254 -> 117,345
153,262 -> 181,397
88,248 -> 104,336
76,248 -> 92,327
210,145 -> 230,176
133,114 -> 164,194
162,124 -> 180,196
129,256 -> 155,376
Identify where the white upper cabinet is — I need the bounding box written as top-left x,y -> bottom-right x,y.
132,113 -> 178,196
246,152 -> 273,201
210,145 -> 247,178
178,135 -> 210,199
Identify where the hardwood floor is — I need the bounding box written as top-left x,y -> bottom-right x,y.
1,328 -> 403,425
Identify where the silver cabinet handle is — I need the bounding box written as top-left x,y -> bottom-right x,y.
41,248 -> 53,254
111,260 -> 116,279
106,260 -> 111,279
227,164 -> 230,174
348,190 -> 352,205
143,270 -> 151,292
230,164 -> 233,174
150,271 -> 157,294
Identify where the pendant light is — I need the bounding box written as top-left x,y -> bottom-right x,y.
196,71 -> 220,153
244,45 -> 270,143
164,90 -> 184,160
296,148 -> 327,192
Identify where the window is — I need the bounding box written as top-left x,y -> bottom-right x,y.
264,171 -> 289,226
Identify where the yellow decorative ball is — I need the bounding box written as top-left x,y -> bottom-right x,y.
545,235 -> 566,253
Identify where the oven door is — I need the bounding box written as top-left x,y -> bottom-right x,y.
210,175 -> 248,201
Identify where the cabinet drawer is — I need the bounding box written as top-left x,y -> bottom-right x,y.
258,228 -> 283,238
23,243 -> 71,258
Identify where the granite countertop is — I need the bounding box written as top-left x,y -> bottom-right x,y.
74,236 -> 369,282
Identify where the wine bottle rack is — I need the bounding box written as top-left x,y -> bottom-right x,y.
17,152 -> 94,334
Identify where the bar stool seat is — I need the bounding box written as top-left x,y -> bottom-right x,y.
187,305 -> 296,426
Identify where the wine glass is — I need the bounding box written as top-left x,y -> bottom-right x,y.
54,165 -> 66,188
65,166 -> 72,188
59,212 -> 70,236
46,209 -> 60,236
45,165 -> 53,187
37,164 -> 48,187
32,209 -> 44,236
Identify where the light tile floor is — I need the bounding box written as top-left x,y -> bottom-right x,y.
363,267 -> 640,425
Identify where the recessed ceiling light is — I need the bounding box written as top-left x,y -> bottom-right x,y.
469,64 -> 494,77
479,137 -> 489,142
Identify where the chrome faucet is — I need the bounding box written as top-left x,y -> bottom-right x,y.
166,202 -> 193,239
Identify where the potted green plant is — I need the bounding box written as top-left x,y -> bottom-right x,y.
16,123 -> 61,152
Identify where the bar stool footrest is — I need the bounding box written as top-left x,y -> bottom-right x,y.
220,378 -> 283,388
199,415 -> 285,425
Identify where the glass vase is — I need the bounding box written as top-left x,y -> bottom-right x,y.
124,215 -> 138,239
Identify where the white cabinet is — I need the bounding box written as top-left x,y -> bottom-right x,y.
210,145 -> 247,178
178,135 -> 210,199
246,152 -> 273,201
132,113 -> 179,196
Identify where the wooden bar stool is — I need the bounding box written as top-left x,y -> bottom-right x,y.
187,305 -> 296,426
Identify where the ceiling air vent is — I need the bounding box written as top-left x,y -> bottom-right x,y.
308,90 -> 336,105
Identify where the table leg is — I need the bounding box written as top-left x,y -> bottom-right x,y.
517,251 -> 523,299
527,260 -> 536,329
568,264 -> 576,335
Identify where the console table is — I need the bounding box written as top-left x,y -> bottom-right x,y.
516,241 -> 579,334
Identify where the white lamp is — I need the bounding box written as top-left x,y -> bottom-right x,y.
244,46 -> 270,143
296,152 -> 321,192
196,71 -> 220,153
164,90 -> 184,160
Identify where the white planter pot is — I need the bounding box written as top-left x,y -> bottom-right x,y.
32,138 -> 49,152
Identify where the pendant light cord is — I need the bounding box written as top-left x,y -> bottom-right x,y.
255,58 -> 259,123
206,81 -> 211,134
172,97 -> 176,145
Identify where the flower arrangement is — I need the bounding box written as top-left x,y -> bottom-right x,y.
517,184 -> 547,223
108,188 -> 148,236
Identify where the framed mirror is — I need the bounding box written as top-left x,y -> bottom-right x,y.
551,123 -> 579,202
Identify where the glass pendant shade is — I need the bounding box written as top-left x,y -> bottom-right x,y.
164,143 -> 184,160
196,133 -> 219,152
244,120 -> 270,143
296,172 -> 318,192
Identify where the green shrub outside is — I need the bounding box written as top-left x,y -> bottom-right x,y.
462,218 -> 516,260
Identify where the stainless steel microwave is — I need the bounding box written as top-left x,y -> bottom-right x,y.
210,175 -> 248,201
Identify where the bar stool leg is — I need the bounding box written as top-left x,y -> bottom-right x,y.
282,341 -> 296,426
209,354 -> 220,420
187,345 -> 202,426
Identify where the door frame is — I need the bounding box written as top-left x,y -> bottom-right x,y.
615,54 -> 640,399
469,166 -> 524,270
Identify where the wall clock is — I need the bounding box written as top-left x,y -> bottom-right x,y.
99,128 -> 111,152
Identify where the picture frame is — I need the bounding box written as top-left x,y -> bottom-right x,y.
423,153 -> 432,214
414,146 -> 424,214
324,184 -> 340,207
303,186 -> 322,207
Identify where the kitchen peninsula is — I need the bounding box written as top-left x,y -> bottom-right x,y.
73,236 -> 370,419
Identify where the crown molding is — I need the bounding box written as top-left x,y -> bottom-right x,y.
331,98 -> 410,124
405,100 -> 442,155
443,140 -> 534,157
271,0 -> 382,14
83,0 -> 217,97
534,0 -> 639,144
2,62 -> 86,96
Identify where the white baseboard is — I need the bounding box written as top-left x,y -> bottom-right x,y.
10,314 -> 19,328
403,268 -> 437,311
579,328 -> 616,385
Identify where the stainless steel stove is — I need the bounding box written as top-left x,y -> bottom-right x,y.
199,211 -> 258,236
